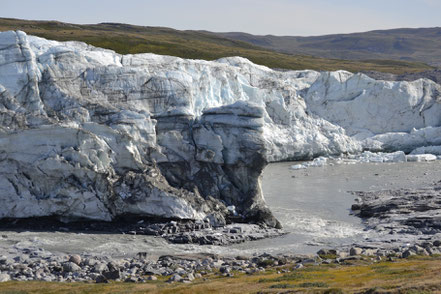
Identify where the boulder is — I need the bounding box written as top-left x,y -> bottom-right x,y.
167,274 -> 182,283
69,255 -> 82,266
350,247 -> 363,256
0,273 -> 10,282
63,262 -> 81,272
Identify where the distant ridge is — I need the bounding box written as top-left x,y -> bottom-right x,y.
217,27 -> 441,67
0,17 -> 435,74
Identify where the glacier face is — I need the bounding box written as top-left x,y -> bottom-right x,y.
0,30 -> 440,225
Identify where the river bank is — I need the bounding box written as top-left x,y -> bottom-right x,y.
1,253 -> 441,293
1,160 -> 441,290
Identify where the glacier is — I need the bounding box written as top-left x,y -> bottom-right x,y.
0,30 -> 440,226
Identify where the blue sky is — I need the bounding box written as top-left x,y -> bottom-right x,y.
2,0 -> 440,36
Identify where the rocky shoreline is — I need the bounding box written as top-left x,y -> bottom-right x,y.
1,169 -> 441,284
1,238 -> 441,284
0,218 -> 285,246
1,180 -> 441,284
350,180 -> 441,246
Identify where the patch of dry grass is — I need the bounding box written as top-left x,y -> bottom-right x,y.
2,256 -> 441,294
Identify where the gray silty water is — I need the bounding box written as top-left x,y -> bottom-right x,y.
0,161 -> 440,258
252,160 -> 441,254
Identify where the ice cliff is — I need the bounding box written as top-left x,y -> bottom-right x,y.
0,31 -> 440,225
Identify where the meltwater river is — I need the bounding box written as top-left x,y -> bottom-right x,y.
254,160 -> 441,254
1,160 -> 440,258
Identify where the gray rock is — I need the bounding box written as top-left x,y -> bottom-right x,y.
363,249 -> 377,256
0,256 -> 7,265
93,263 -> 108,273
427,247 -> 441,255
317,249 -> 337,256
295,263 -> 304,269
219,266 -> 231,274
350,247 -> 363,256
187,273 -> 195,281
143,266 -> 164,276
174,267 -> 186,275
421,242 -> 433,249
245,269 -> 256,275
0,273 -> 10,282
147,275 -> 157,281
42,276 -> 53,282
338,251 -> 349,258
300,258 -> 316,265
402,250 -> 416,258
63,262 -> 81,272
84,258 -> 99,267
13,263 -> 28,271
125,277 -> 138,283
102,262 -> 121,280
136,252 -> 149,260
351,185 -> 441,242
126,268 -> 138,275
340,256 -> 362,261
13,255 -> 26,263
411,245 -> 425,253
95,275 -> 108,283
168,274 -> 183,283
194,273 -> 202,279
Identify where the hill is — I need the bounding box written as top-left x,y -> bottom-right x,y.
0,18 -> 434,74
218,27 -> 441,67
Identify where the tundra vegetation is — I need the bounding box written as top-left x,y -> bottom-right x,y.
0,18 -> 434,74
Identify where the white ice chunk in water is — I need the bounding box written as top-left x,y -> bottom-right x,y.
406,154 -> 438,162
359,151 -> 406,163
291,164 -> 307,170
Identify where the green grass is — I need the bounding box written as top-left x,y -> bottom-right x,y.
298,281 -> 329,287
258,272 -> 305,283
0,17 -> 435,74
257,259 -> 275,267
269,282 -> 329,289
318,253 -> 338,260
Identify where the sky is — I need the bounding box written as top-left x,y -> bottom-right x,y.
1,0 -> 441,36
